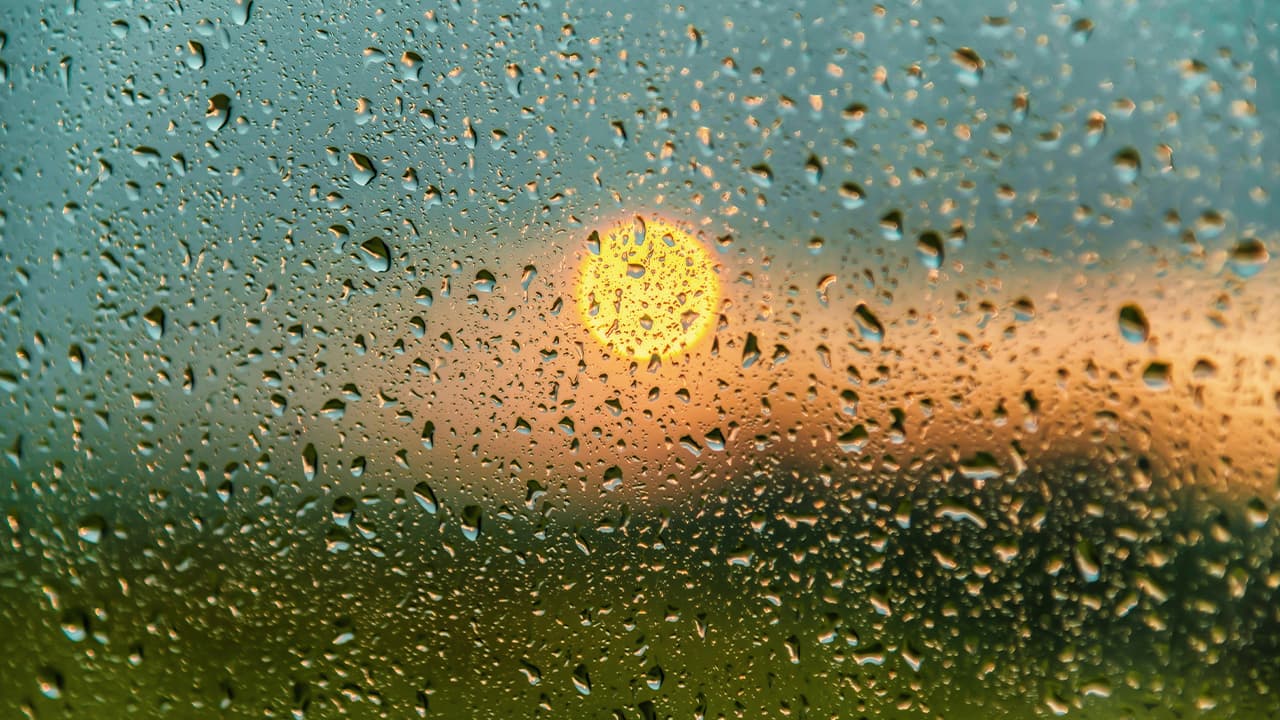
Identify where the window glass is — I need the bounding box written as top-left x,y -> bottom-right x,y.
0,1 -> 1277,717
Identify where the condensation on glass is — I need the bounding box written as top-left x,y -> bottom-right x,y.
0,0 -> 1277,717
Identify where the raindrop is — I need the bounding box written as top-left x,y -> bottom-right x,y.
359,238 -> 391,272
603,465 -> 624,491
852,303 -> 884,343
1118,304 -> 1150,342
839,182 -> 865,209
67,344 -> 84,374
60,610 -> 89,642
185,40 -> 206,70
460,505 -> 482,541
37,667 -> 64,700
1246,498 -> 1269,528
741,332 -> 761,368
1142,361 -> 1172,390
916,231 -> 943,270
1229,238 -> 1269,278
804,155 -> 822,184
206,94 -> 231,132
348,153 -> 377,186
879,210 -> 903,241
77,514 -> 105,543
837,424 -> 869,453
143,307 -> 166,340
1075,541 -> 1101,582
412,482 -> 438,514
301,444 -> 318,481
231,0 -> 252,25
319,399 -> 346,421
645,664 -> 665,691
1085,111 -> 1106,146
1069,18 -> 1094,45
952,47 -> 984,86
518,659 -> 542,685
1113,147 -> 1141,183
400,52 -> 423,81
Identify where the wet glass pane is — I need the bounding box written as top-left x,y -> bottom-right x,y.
1,0 -> 1277,717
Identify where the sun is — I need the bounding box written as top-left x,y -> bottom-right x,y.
576,216 -> 720,361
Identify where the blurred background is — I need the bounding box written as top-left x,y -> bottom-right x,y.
1,0 -> 1278,717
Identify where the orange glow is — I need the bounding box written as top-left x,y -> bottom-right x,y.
576,216 -> 720,360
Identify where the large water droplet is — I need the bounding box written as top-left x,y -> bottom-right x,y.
205,93 -> 231,132
1118,304 -> 1150,342
348,153 -> 377,186
77,514 -> 106,543
359,238 -> 391,272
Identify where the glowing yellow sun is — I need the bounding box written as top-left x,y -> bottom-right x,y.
577,216 -> 720,361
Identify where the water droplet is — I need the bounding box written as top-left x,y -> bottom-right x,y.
319,399 -> 345,421
1142,361 -> 1172,390
37,667 -> 63,700
572,664 -> 592,695
916,231 -> 943,270
959,452 -> 1001,480
879,210 -> 903,241
77,514 -> 105,543
741,332 -> 761,368
412,482 -> 438,514
1246,498 -> 1269,528
646,664 -> 665,691
1118,304 -> 1150,342
784,635 -> 801,664
132,146 -> 161,168
852,303 -> 884,343
839,182 -> 865,209
67,343 -> 84,374
301,444 -> 318,481
353,97 -> 375,125
842,102 -> 867,132
1085,111 -> 1106,146
1069,18 -> 1094,45
1075,541 -> 1101,582
517,659 -> 542,685
400,51 -> 423,81
185,40 -> 206,70
231,0 -> 252,26
837,424 -> 869,453
359,238 -> 391,272
60,610 -> 89,642
205,93 -> 230,131
460,505 -> 482,541
331,496 -> 355,527
804,155 -> 822,184
603,465 -> 623,492
951,47 -> 984,86
1229,238 -> 1269,278
1113,147 -> 1141,183
348,153 -> 377,186
142,307 -> 166,340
